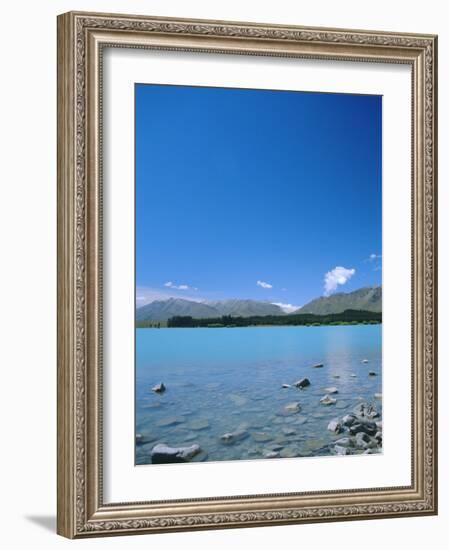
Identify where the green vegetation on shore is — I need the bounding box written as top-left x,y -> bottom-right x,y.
136,309 -> 381,328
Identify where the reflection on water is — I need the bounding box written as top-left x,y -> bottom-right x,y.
135,325 -> 382,464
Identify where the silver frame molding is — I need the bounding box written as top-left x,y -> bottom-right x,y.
57,11 -> 438,538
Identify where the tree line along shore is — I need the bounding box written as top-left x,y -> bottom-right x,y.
136,309 -> 382,329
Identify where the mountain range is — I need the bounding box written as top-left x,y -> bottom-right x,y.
299,286 -> 382,315
136,286 -> 382,321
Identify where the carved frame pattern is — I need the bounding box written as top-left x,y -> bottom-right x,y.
57,11 -> 437,538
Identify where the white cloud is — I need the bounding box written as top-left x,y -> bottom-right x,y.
272,302 -> 301,313
368,253 -> 382,261
324,266 -> 355,296
164,281 -> 194,291
257,280 -> 273,289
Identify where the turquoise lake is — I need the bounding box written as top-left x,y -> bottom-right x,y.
135,325 -> 382,464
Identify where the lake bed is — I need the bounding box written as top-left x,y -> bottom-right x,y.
136,325 -> 382,465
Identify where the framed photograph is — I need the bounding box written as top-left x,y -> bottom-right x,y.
57,11 -> 438,538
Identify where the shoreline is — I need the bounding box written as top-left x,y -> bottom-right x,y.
136,322 -> 382,329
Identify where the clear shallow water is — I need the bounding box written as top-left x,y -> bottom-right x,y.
135,325 -> 382,465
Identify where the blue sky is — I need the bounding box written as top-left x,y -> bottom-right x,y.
135,84 -> 382,310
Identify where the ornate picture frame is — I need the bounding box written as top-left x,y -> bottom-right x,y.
57,11 -> 438,538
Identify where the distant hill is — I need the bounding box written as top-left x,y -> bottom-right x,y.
136,298 -> 219,322
298,286 -> 382,315
136,298 -> 285,322
208,299 -> 284,317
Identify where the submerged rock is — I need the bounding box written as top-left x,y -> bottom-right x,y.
320,394 -> 337,406
151,443 -> 201,464
229,394 -> 248,407
294,378 -> 311,389
156,416 -> 184,427
136,433 -> 144,445
268,444 -> 284,452
252,431 -> 274,443
264,451 -> 280,459
282,427 -> 296,436
279,447 -> 300,458
220,429 -> 248,445
151,382 -> 166,393
188,419 -> 210,431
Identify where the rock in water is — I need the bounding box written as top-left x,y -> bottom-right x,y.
354,432 -> 371,449
151,443 -> 201,464
229,394 -> 248,407
341,414 -> 357,427
188,419 -> 210,431
324,387 -> 338,394
264,451 -> 280,459
294,378 -> 311,389
284,402 -> 302,413
136,433 -> 144,445
334,445 -> 350,456
156,417 -> 183,427
362,359 -> 369,363
252,431 -> 274,442
368,371 -> 377,376
353,402 -> 379,420
312,363 -> 324,368
282,384 -> 292,389
320,394 -> 337,406
334,437 -> 354,448
220,430 -> 248,445
327,419 -> 342,434
151,382 -> 166,393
